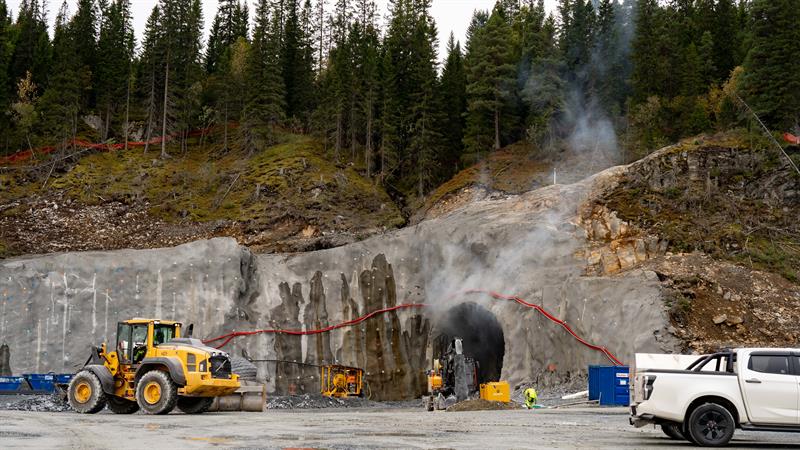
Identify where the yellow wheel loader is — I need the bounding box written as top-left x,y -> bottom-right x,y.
67,318 -> 240,415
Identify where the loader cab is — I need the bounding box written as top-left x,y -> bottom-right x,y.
115,319 -> 181,365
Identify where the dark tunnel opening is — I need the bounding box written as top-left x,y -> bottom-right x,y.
434,302 -> 505,384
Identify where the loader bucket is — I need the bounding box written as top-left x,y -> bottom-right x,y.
208,380 -> 266,412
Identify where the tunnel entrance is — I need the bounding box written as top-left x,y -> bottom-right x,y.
433,302 -> 505,384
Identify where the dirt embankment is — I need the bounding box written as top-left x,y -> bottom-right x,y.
644,253 -> 800,352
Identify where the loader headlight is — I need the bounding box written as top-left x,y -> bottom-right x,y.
198,359 -> 207,372
643,375 -> 656,400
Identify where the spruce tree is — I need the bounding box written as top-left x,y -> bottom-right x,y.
697,31 -> 715,88
281,0 -> 315,123
593,0 -> 628,115
630,0 -> 666,103
96,0 -> 134,139
242,0 -> 285,150
9,0 -> 51,93
381,0 -> 431,184
205,0 -> 249,74
711,0 -> 739,82
680,42 -> 703,97
38,1 -> 81,148
741,0 -> 800,129
439,33 -> 466,175
71,0 -> 98,109
516,0 -> 549,63
162,0 -> 204,152
463,6 -> 515,156
351,0 -> 380,174
0,0 -> 13,139
139,5 -> 165,153
324,0 -> 353,160
407,0 -> 444,197
560,0 -> 595,82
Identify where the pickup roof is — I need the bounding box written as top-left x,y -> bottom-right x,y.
630,348 -> 800,446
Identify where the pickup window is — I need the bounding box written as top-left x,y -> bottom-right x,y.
748,354 -> 792,375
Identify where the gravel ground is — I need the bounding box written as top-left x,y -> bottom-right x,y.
2,407 -> 799,449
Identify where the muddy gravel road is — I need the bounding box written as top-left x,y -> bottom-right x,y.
1,407 -> 799,449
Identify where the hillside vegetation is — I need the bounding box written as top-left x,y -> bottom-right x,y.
0,132 -> 403,257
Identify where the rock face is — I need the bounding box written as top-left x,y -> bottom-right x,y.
0,161 -> 680,400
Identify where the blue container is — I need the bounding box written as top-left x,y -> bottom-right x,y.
23,373 -> 56,392
588,365 -> 630,406
0,376 -> 25,392
588,365 -> 601,401
55,374 -> 73,384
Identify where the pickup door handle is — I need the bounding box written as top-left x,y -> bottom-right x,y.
745,378 -> 762,384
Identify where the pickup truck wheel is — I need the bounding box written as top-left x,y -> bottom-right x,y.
688,403 -> 735,447
660,422 -> 685,440
682,421 -> 698,445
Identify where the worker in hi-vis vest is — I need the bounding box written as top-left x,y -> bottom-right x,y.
524,387 -> 538,409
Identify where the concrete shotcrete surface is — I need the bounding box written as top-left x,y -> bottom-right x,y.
1,408 -> 799,449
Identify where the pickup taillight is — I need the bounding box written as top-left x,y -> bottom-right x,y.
643,375 -> 656,400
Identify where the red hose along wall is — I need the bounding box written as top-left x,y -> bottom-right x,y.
202,289 -> 623,366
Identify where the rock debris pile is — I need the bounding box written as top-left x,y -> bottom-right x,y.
0,394 -> 72,413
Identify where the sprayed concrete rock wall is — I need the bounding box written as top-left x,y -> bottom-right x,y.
0,167 -> 680,400
0,238 -> 245,375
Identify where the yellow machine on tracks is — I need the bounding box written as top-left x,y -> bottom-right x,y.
68,318 -> 240,415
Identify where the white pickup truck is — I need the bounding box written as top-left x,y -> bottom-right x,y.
630,348 -> 800,446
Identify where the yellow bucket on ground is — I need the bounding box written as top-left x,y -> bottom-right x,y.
479,381 -> 510,403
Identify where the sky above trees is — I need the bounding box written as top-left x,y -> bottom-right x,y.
7,0 -> 558,57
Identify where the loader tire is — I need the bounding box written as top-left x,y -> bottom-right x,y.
177,397 -> 213,414
107,395 -> 139,414
68,370 -> 107,414
230,356 -> 258,381
136,370 -> 178,415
